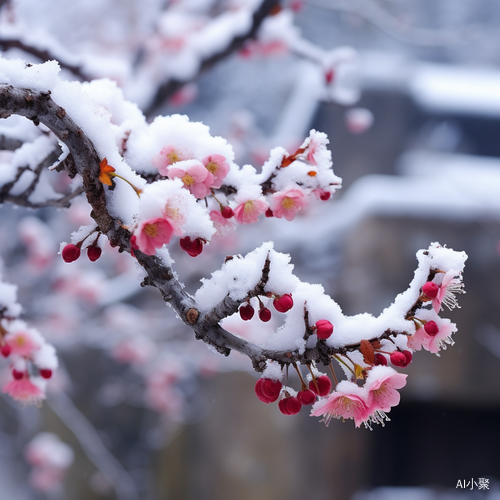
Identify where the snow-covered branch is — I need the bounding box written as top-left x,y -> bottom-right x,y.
0,59 -> 467,428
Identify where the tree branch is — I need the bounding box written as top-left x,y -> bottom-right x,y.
144,0 -> 280,117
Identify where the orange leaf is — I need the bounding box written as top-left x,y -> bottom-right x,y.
359,339 -> 375,365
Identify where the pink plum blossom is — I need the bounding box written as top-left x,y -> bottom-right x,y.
364,366 -> 407,413
307,136 -> 320,166
163,194 -> 188,236
210,210 -> 236,236
432,270 -> 465,313
134,217 -> 174,255
202,154 -> 230,188
167,161 -> 214,199
233,199 -> 268,225
5,328 -> 41,356
310,381 -> 370,427
3,376 -> 45,404
271,188 -> 308,221
409,319 -> 456,354
152,145 -> 188,175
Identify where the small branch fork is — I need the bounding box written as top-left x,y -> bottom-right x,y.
0,84 -> 429,374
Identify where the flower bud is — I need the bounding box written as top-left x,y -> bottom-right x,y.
401,350 -> 413,367
259,307 -> 272,322
309,375 -> 332,396
255,379 -> 272,403
221,206 -> 234,219
87,246 -> 102,262
180,237 -> 203,257
374,353 -> 388,366
273,294 -> 293,313
39,369 -> 53,379
265,208 -> 274,218
12,370 -> 23,380
422,281 -> 439,299
1,344 -> 11,357
261,378 -> 282,400
239,304 -> 254,321
62,244 -> 80,263
297,389 -> 316,405
279,396 -> 301,415
390,351 -> 407,367
424,320 -> 439,336
315,320 -> 333,340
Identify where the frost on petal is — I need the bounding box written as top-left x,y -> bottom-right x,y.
311,381 -> 370,427
3,376 -> 46,404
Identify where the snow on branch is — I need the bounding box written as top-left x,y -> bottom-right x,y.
0,58 -> 467,428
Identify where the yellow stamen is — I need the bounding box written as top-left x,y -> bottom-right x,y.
182,174 -> 195,186
205,161 -> 218,174
144,223 -> 158,237
281,197 -> 295,210
167,151 -> 181,163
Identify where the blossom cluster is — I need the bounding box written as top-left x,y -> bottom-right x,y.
0,276 -> 57,404
204,241 -> 467,427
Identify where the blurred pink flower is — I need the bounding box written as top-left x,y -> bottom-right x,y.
271,188 -> 308,221
210,210 -> 236,236
5,329 -> 41,356
134,217 -> 174,255
3,377 -> 45,403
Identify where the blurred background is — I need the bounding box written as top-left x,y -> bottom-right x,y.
1,0 -> 500,499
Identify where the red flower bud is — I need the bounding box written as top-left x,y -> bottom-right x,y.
309,375 -> 332,396
180,237 -> 203,257
12,370 -> 23,380
320,191 -> 331,201
239,304 -> 254,321
390,351 -> 407,367
62,244 -> 80,263
265,208 -> 274,218
221,206 -> 234,219
259,307 -> 272,322
297,389 -> 316,405
401,350 -> 413,367
273,294 -> 293,313
278,398 -> 291,415
285,396 -> 302,415
374,353 -> 387,366
40,369 -> 53,379
1,344 -> 11,357
261,378 -> 282,400
279,396 -> 301,415
315,320 -> 333,340
255,379 -> 273,403
87,246 -> 102,262
424,320 -> 439,336
422,281 -> 439,299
